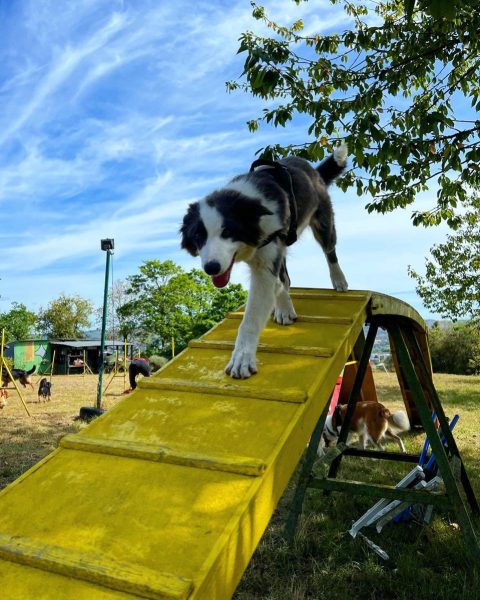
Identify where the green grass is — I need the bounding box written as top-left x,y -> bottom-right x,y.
233,373 -> 480,600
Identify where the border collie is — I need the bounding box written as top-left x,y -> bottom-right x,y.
180,145 -> 348,379
319,402 -> 410,455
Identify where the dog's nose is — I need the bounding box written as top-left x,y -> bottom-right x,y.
204,261 -> 221,276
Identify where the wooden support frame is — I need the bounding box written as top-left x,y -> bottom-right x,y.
285,315 -> 480,563
103,340 -> 128,394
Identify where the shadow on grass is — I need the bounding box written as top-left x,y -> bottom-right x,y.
437,389 -> 480,411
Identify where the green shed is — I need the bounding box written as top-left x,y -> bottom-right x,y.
12,339 -> 52,374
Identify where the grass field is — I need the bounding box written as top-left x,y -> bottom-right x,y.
0,371 -> 479,599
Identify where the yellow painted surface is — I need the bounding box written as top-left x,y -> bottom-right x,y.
0,288 -> 388,599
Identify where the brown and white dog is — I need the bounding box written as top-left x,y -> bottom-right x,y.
2,365 -> 36,389
0,388 -> 7,409
319,401 -> 410,456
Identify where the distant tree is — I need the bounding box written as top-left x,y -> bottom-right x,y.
95,280 -> 132,340
428,322 -> 480,374
37,294 -> 93,339
190,281 -> 248,339
118,260 -> 247,356
409,197 -> 480,322
0,303 -> 37,342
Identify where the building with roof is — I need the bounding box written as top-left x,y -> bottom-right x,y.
11,339 -> 136,375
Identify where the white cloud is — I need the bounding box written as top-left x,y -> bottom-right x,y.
0,0 -> 452,320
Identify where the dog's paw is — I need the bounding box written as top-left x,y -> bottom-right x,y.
273,306 -> 297,325
225,349 -> 257,379
330,264 -> 349,292
333,278 -> 348,292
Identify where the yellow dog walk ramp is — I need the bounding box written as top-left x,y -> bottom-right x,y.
0,289 -> 372,599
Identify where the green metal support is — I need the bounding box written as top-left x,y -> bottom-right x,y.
284,394 -> 332,542
402,327 -> 480,516
389,323 -> 480,562
310,478 -> 451,508
96,245 -> 112,409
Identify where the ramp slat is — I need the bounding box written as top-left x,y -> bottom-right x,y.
138,377 -> 308,403
0,534 -> 192,600
188,339 -> 334,357
227,312 -> 353,325
289,292 -> 367,300
60,434 -> 267,476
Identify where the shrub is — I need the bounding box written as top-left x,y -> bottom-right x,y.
429,322 -> 480,374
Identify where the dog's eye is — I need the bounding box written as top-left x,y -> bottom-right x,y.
193,228 -> 206,247
221,227 -> 232,239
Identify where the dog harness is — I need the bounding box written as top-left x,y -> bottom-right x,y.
249,159 -> 298,248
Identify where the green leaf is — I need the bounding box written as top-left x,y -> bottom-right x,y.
424,0 -> 458,19
405,0 -> 416,20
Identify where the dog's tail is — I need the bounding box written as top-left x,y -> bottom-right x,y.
26,365 -> 36,375
317,142 -> 348,186
388,410 -> 410,433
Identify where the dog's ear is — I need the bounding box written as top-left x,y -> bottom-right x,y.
180,202 -> 202,257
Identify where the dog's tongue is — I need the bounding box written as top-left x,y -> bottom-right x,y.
212,259 -> 234,289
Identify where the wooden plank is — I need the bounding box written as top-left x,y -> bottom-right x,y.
188,339 -> 333,358
60,434 -> 267,477
226,312 -> 353,325
138,378 -> 307,403
289,292 -> 367,301
0,534 -> 192,600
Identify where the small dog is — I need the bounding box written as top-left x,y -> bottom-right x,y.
0,388 -> 7,409
181,145 -> 348,379
2,365 -> 36,389
319,401 -> 410,455
37,378 -> 52,402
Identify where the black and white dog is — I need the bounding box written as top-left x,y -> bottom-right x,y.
180,145 -> 348,379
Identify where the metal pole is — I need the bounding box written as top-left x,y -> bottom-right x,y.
124,338 -> 127,390
50,349 -> 56,384
96,248 -> 112,409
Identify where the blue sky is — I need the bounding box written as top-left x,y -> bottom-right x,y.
0,0 -> 450,320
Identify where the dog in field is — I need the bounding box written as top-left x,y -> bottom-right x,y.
37,378 -> 52,402
0,388 -> 7,410
2,365 -> 36,389
180,145 -> 348,379
319,401 -> 410,456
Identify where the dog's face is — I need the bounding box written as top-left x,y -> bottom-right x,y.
180,189 -> 273,288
